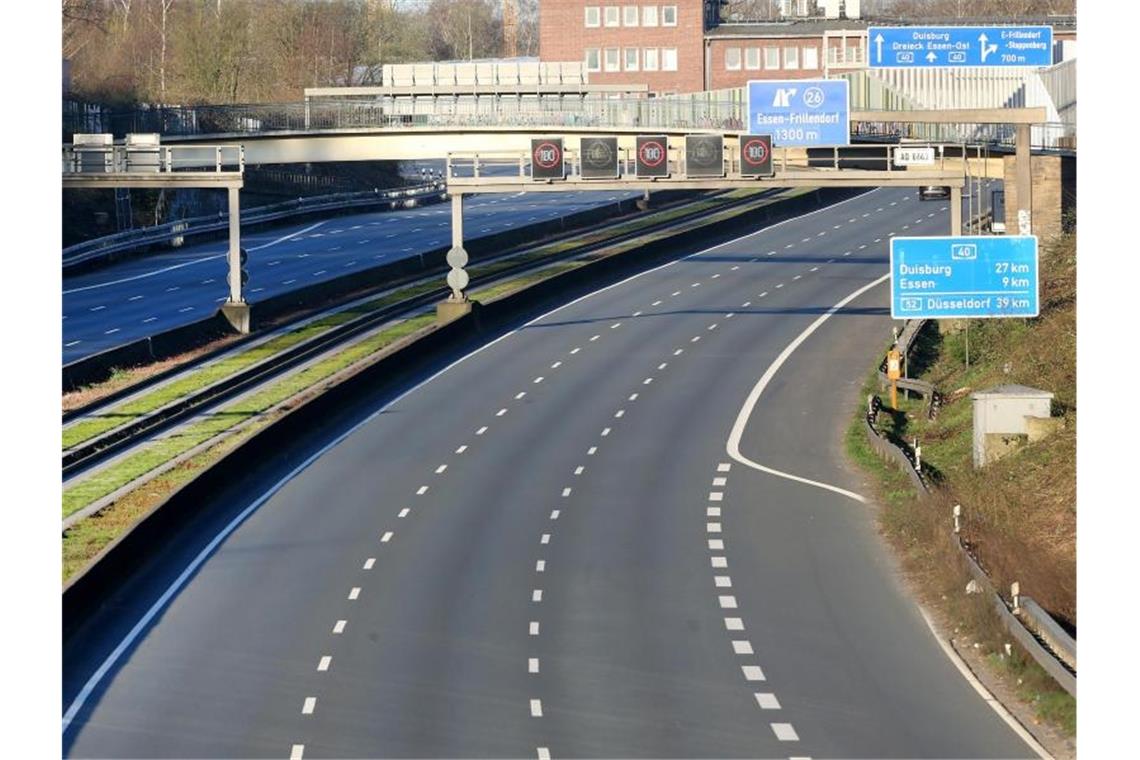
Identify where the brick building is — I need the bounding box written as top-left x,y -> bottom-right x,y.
538,2 -> 1077,95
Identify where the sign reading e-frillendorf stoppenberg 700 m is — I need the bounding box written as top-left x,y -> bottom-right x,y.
868,26 -> 1053,68
890,236 -> 1039,319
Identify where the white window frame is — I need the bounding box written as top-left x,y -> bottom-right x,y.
662,47 -> 678,71
585,48 -> 601,72
745,47 -> 760,70
662,5 -> 677,26
604,47 -> 620,72
764,47 -> 780,70
642,6 -> 658,26
604,6 -> 620,27
624,48 -> 639,71
725,47 -> 741,71
623,6 -> 638,26
802,46 -> 818,70
585,7 -> 600,27
783,46 -> 799,70
643,47 -> 659,71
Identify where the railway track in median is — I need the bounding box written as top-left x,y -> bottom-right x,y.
62,188 -> 785,496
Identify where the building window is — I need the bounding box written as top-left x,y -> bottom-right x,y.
585,48 -> 601,72
725,47 -> 741,71
604,6 -> 619,26
623,6 -> 638,26
604,47 -> 620,72
624,48 -> 639,71
662,47 -> 678,71
642,6 -> 658,26
585,7 -> 600,27
784,46 -> 799,70
828,45 -> 841,64
643,47 -> 659,71
745,47 -> 760,70
662,5 -> 677,26
764,47 -> 780,70
847,44 -> 862,63
802,46 -> 818,70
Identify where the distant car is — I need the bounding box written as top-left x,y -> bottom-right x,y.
918,185 -> 951,201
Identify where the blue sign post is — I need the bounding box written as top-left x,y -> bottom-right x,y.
890,236 -> 1039,319
869,26 -> 1053,68
745,79 -> 849,148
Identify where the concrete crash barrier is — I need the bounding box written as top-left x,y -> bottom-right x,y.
62,186 -> 860,636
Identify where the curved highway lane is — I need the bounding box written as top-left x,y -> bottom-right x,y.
63,188 -> 639,363
63,188 -> 1038,758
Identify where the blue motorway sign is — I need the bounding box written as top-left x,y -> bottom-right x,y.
869,26 -> 1053,68
745,79 -> 849,148
890,236 -> 1039,319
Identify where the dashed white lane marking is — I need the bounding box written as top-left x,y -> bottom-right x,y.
691,282 -> 701,288
570,347 -> 581,354
290,744 -> 305,759
435,464 -> 447,474
104,328 -> 120,335
333,620 -> 346,634
165,286 -> 180,292
643,377 -> 654,385
709,492 -> 723,501
711,273 -> 721,279
725,617 -> 744,630
711,556 -> 728,568
551,361 -> 562,369
541,534 -> 551,544
859,243 -> 867,249
283,279 -> 297,285
800,237 -> 811,243
417,485 -> 429,495
674,348 -> 683,356
318,656 -> 331,672
532,589 -> 543,602
707,507 -> 721,517
742,665 -> 766,681
759,291 -> 768,297
810,266 -> 819,272
610,322 -> 621,329
715,576 -> 733,588
456,445 -> 468,454
381,531 -> 394,542
65,340 -> 82,347
755,693 -> 781,710
691,336 -> 701,343
874,238 -> 882,243
537,748 -> 551,760
614,409 -> 625,418
587,446 -> 597,455
707,522 -> 722,533
718,595 -> 738,609
671,290 -> 682,297
497,408 -> 508,417
89,305 -> 105,312
476,426 -> 488,435
725,312 -> 735,319
717,463 -> 731,472
632,310 -> 642,317
348,587 -> 361,600
589,334 -> 600,342
574,466 -> 585,475
732,640 -> 754,655
601,427 -> 611,437
363,558 -> 376,570
530,699 -> 543,717
515,392 -> 527,400
561,487 -> 572,497
766,251 -> 776,256
731,265 -> 739,271
301,696 -> 317,715
708,539 -> 724,550
772,723 -> 800,741
792,275 -> 802,281
530,621 -> 540,635
529,658 -> 540,673
628,393 -> 639,401
398,508 -> 409,518
707,323 -> 718,330
536,560 -> 546,572
817,231 -> 827,237
129,294 -> 144,301
652,300 -> 663,306
726,274 -> 889,503
784,243 -> 794,249
550,510 -> 560,520
775,283 -> 785,289
712,477 -> 727,486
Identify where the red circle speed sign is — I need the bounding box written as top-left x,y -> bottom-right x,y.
533,141 -> 562,169
742,138 -> 770,166
638,140 -> 666,167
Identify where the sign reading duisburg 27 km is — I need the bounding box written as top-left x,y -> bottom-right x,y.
869,26 -> 1053,68
746,79 -> 849,148
890,236 -> 1039,319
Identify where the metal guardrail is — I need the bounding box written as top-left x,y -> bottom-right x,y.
63,181 -> 446,268
62,143 -> 245,174
863,326 -> 1076,696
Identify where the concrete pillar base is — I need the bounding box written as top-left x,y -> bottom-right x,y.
436,299 -> 473,325
221,301 -> 252,334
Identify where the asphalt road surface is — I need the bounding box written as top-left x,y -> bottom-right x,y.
63,188 -> 640,363
63,188 -> 1037,758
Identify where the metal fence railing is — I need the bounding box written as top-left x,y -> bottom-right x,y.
63,181 -> 446,269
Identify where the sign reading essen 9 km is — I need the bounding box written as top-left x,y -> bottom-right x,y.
746,79 -> 849,148
890,236 -> 1039,319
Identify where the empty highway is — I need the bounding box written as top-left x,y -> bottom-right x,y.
62,188 -> 1038,758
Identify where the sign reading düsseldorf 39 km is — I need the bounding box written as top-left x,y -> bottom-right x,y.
868,26 -> 1053,68
890,236 -> 1039,319
746,79 -> 849,148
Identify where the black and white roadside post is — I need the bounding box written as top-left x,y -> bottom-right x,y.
221,186 -> 251,333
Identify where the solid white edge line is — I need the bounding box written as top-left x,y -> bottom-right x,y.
62,186 -> 883,734
918,609 -> 1051,759
725,274 -> 892,504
